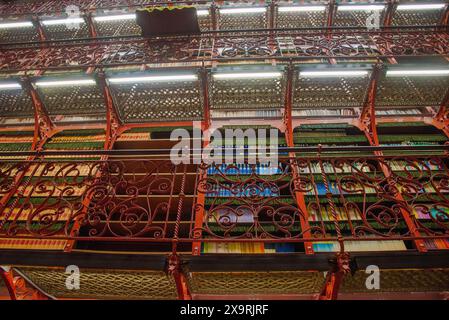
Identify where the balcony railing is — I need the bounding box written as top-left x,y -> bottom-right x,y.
0,145 -> 448,254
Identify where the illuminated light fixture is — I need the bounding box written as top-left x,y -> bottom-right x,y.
35,79 -> 96,87
108,74 -> 198,84
0,21 -> 33,29
299,70 -> 369,77
397,4 -> 445,10
338,5 -> 385,11
386,69 -> 449,77
0,82 -> 22,90
196,9 -> 209,16
93,14 -> 136,22
219,7 -> 266,14
278,5 -> 326,12
213,72 -> 282,79
41,17 -> 85,26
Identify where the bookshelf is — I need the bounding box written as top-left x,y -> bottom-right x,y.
199,126 -> 302,254
74,126 -> 197,254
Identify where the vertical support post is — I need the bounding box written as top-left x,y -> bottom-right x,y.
383,0 -> 398,27
169,164 -> 191,300
86,11 -> 98,38
32,16 -> 47,42
97,71 -> 122,150
200,68 -> 211,133
326,0 -> 337,32
284,64 -> 314,254
211,3 -> 218,31
318,251 -> 351,300
439,3 -> 449,26
21,76 -> 56,150
0,267 -> 17,300
359,64 -> 427,252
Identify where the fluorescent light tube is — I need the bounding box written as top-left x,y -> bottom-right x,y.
0,21 -> 33,29
108,74 -> 198,84
0,82 -> 22,89
220,7 -> 266,14
278,6 -> 326,12
41,18 -> 85,26
35,79 -> 96,87
397,4 -> 445,10
386,69 -> 449,77
196,9 -> 209,16
93,14 -> 136,22
213,72 -> 282,79
338,5 -> 385,11
300,70 -> 369,77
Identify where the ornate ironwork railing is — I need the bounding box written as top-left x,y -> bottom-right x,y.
1,26 -> 448,71
0,146 -> 448,253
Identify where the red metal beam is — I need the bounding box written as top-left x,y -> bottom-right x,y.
200,68 -> 211,132
318,252 -> 351,300
383,0 -> 398,27
21,76 -> 56,150
97,71 -> 123,150
359,63 -> 382,146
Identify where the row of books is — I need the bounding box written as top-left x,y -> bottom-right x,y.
50,134 -> 106,142
313,240 -> 407,252
206,184 -> 280,197
308,206 -> 361,222
207,163 -> 282,175
116,132 -> 151,141
292,109 -> 355,117
0,207 -> 72,222
298,162 -> 371,174
211,110 -> 281,119
413,207 -> 449,220
376,109 -> 422,115
201,242 -> 296,254
304,182 -> 377,196
423,238 -> 449,250
388,160 -> 443,171
0,237 -> 67,250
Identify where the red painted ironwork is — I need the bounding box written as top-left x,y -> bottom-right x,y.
0,267 -> 48,300
1,28 -> 448,72
0,148 -> 447,252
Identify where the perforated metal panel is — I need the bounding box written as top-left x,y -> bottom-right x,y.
218,7 -> 268,30
0,24 -> 39,43
293,72 -> 371,109
42,20 -> 90,40
197,9 -> 212,31
276,8 -> 327,28
376,75 -> 449,108
334,9 -> 386,27
111,79 -> 203,122
0,88 -> 34,117
16,267 -> 178,299
341,269 -> 449,293
392,8 -> 444,26
94,19 -> 141,37
186,271 -> 325,295
38,83 -> 105,117
211,75 -> 286,111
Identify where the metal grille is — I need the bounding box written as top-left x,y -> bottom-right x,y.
341,269 -> 449,293
293,73 -> 371,109
0,88 -> 34,117
276,8 -> 326,28
185,271 -> 325,295
0,26 -> 39,43
111,80 -> 203,122
38,84 -> 105,117
334,10 -> 386,27
392,9 -> 444,26
376,75 -> 449,108
218,9 -> 268,30
94,19 -> 141,37
211,76 -> 285,111
16,267 -> 178,299
42,22 -> 90,40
